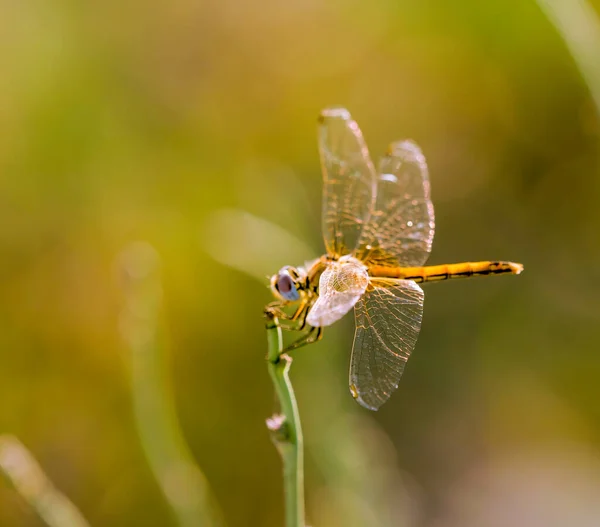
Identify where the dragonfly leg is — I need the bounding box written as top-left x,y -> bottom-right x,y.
264,301 -> 289,321
281,325 -> 323,353
264,299 -> 309,329
264,300 -> 320,354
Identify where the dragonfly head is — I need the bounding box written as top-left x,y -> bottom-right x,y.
270,266 -> 307,302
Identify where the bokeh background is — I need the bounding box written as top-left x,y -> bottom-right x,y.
1,0 -> 600,525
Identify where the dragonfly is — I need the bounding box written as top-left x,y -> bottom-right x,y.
266,107 -> 523,411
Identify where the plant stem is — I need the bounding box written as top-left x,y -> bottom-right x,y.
118,242 -> 225,527
265,316 -> 305,527
537,0 -> 600,114
0,435 -> 90,527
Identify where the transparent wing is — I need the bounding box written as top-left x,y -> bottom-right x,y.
318,107 -> 377,258
349,278 -> 424,411
355,140 -> 435,267
306,259 -> 369,328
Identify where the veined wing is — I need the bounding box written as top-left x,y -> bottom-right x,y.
355,140 -> 435,267
318,107 -> 377,258
306,257 -> 369,328
350,278 -> 424,411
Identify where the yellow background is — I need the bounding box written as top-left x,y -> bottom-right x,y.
1,1 -> 600,525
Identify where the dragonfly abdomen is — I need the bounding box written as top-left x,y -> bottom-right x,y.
369,261 -> 523,283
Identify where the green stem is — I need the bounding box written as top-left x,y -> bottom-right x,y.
265,317 -> 305,527
537,0 -> 600,114
118,242 -> 225,527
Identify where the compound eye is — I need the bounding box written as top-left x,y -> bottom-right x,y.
277,273 -> 300,301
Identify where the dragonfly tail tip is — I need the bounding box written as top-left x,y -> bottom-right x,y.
510,262 -> 524,275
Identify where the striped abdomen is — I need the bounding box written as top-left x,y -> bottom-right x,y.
368,261 -> 523,283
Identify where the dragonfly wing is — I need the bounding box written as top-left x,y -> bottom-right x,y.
306,259 -> 369,328
350,278 -> 424,410
318,107 -> 377,258
355,140 -> 435,267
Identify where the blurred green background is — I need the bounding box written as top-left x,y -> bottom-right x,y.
2,0 -> 600,525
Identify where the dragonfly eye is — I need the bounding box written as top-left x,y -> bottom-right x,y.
277,272 -> 300,301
